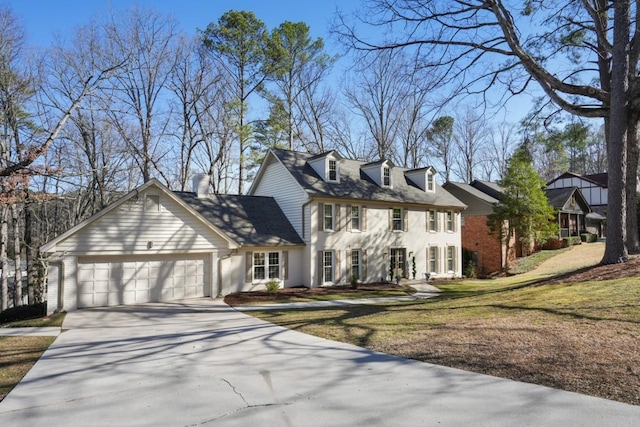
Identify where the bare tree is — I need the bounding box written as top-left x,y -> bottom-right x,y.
344,49 -> 410,160
478,122 -> 517,181
453,107 -> 489,183
336,0 -> 636,263
426,116 -> 455,182
103,6 -> 178,185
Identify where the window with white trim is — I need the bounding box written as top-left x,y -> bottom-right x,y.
392,208 -> 403,231
446,246 -> 455,272
446,211 -> 454,231
428,246 -> 438,273
324,204 -> 334,231
383,166 -> 391,187
351,205 -> 361,231
351,250 -> 361,279
427,172 -> 435,191
427,210 -> 437,231
328,159 -> 337,181
254,252 -> 280,280
323,251 -> 334,283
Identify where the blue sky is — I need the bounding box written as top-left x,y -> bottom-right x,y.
4,0 -> 533,129
5,0 -> 356,49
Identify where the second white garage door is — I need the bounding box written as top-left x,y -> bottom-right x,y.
77,255 -> 208,308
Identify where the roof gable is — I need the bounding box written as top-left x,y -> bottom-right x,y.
41,180 -> 239,254
545,187 -> 591,213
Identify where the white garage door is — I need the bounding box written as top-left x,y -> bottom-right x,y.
77,255 -> 208,308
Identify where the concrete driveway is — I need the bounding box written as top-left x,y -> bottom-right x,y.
0,299 -> 638,426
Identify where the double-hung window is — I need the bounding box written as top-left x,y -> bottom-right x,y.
350,250 -> 360,279
383,167 -> 391,187
446,211 -> 454,231
392,208 -> 402,231
427,172 -> 434,191
447,246 -> 455,272
428,246 -> 438,273
428,210 -> 437,231
328,159 -> 337,181
351,206 -> 361,231
324,204 -> 334,231
323,251 -> 334,283
254,252 -> 280,280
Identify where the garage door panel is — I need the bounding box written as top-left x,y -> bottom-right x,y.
77,255 -> 208,308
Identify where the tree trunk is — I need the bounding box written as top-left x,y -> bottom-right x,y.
1,206 -> 8,310
11,203 -> 21,307
25,192 -> 35,305
626,113 -> 639,253
602,0 -> 630,264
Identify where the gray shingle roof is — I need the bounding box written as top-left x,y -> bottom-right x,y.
271,148 -> 466,208
175,192 -> 304,247
544,187 -> 591,213
470,180 -> 505,201
444,181 -> 500,205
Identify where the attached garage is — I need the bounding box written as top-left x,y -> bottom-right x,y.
76,255 -> 208,308
41,178 -> 304,314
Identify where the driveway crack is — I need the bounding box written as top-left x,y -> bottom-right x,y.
221,378 -> 249,406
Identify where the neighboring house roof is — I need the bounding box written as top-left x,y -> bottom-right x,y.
444,181 -> 500,205
175,192 -> 304,247
470,180 -> 505,201
267,148 -> 466,208
544,187 -> 591,213
547,171 -> 608,188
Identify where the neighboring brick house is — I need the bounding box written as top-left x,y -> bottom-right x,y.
442,181 -> 515,275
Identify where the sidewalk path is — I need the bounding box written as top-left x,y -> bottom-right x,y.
0,327 -> 61,337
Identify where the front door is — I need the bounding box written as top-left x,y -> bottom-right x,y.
390,248 -> 406,279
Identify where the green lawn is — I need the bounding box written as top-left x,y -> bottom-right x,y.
250,246 -> 640,405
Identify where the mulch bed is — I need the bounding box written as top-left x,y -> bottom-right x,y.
223,283 -> 414,305
545,254 -> 640,284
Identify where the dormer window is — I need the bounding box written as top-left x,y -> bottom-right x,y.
383,167 -> 391,187
427,172 -> 434,191
328,159 -> 337,181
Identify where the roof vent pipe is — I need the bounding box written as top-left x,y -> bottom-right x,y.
192,173 -> 210,198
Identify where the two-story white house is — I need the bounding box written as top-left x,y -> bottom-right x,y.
41,148 -> 465,313
248,149 -> 466,286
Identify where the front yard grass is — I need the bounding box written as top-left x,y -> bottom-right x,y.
0,336 -> 55,401
251,246 -> 640,406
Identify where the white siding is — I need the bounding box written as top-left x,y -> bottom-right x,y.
306,201 -> 462,285
51,188 -> 228,255
252,159 -> 309,236
548,176 -> 607,206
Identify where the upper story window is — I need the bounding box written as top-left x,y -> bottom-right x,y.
351,206 -> 361,230
392,208 -> 403,231
324,204 -> 334,231
328,159 -> 337,181
428,210 -> 438,231
383,167 -> 391,187
446,211 -> 455,231
427,172 -> 435,191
